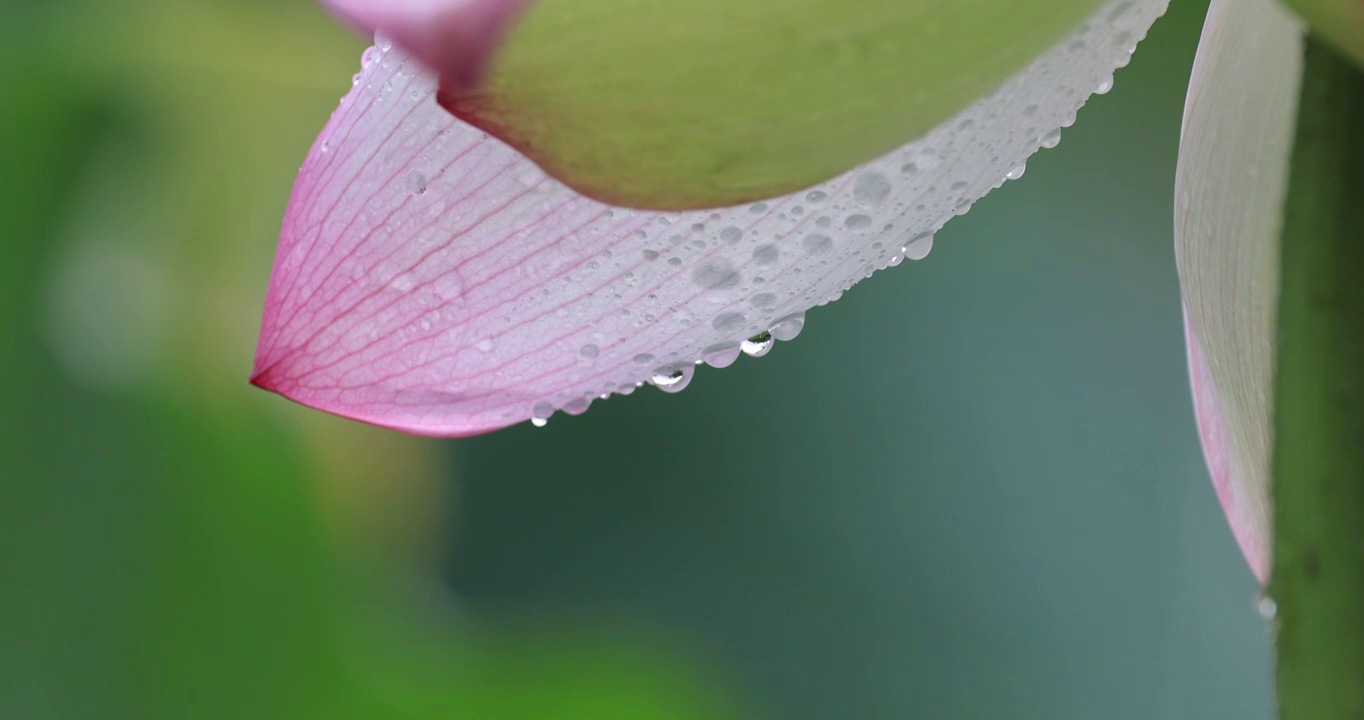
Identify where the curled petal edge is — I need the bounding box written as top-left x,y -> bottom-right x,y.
1175,0 -> 1305,583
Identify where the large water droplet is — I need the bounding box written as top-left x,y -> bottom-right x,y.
703,345 -> 742,369
741,331 -> 774,357
1257,594 -> 1277,620
845,214 -> 872,230
712,311 -> 747,333
531,401 -> 554,428
904,233 -> 935,261
771,314 -> 805,342
802,234 -> 833,256
407,171 -> 428,196
651,365 -> 695,393
692,259 -> 742,290
749,292 -> 778,309
563,397 -> 592,416
853,172 -> 892,206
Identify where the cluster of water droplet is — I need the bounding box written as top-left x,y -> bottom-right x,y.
292,0 -> 1166,430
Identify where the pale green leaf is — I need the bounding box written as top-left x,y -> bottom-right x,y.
453,0 -> 1114,209
1281,0 -> 1364,70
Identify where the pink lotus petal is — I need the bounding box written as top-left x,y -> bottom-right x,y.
253,0 -> 1165,436
1184,316 -> 1271,584
1174,0 -> 1303,584
322,0 -> 531,89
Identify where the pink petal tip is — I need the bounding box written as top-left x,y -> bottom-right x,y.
1184,315 -> 1271,584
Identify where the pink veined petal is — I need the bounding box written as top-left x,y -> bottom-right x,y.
1174,0 -> 1304,584
253,0 -> 1166,437
321,0 -> 531,89
1185,316 -> 1271,584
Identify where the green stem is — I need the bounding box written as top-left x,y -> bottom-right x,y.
1271,33 -> 1364,720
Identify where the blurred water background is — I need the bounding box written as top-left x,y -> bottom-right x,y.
1,0 -> 1270,718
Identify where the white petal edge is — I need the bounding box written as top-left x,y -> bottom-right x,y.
253,0 -> 1168,436
1175,0 -> 1305,583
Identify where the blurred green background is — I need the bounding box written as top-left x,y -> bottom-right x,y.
1,0 -> 1270,718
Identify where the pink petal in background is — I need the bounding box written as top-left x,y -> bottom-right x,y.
1185,317 -> 1271,584
1174,0 -> 1304,583
252,0 -> 1165,436
322,0 -> 531,90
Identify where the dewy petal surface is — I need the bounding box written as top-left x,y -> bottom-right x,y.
253,0 -> 1166,437
1175,0 -> 1304,583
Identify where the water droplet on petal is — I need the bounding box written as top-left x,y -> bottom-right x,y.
771,314 -> 805,342
1257,594 -> 1277,620
692,259 -> 742,290
844,214 -> 872,230
853,172 -> 892,206
651,365 -> 695,393
741,331 -> 774,357
407,171 -> 428,195
802,234 -> 833,256
531,401 -> 554,427
1107,0 -> 1137,29
752,245 -> 780,266
475,338 -> 495,352
749,292 -> 778,309
563,398 -> 592,416
904,233 -> 935,261
712,311 -> 747,333
703,345 -> 742,369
